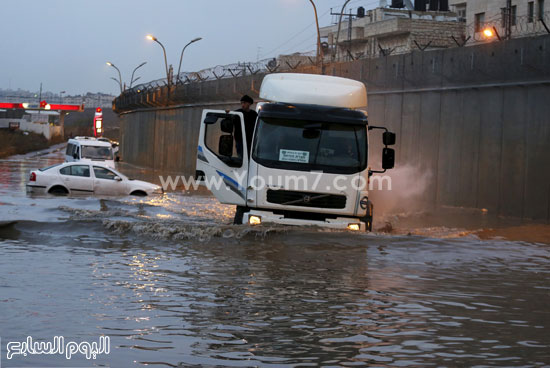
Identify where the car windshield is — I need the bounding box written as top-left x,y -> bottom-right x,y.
252,118 -> 367,174
81,145 -> 113,160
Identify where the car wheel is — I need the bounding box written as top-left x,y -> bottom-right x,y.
49,186 -> 69,196
130,190 -> 147,197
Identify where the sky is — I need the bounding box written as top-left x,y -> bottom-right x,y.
0,0 -> 381,96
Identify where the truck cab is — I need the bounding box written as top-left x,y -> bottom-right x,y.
196,73 -> 395,231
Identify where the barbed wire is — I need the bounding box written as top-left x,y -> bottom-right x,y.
125,50 -> 318,95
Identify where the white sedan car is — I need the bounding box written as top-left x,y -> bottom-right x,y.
26,162 -> 162,196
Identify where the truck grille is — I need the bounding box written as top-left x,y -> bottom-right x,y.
266,190 -> 346,209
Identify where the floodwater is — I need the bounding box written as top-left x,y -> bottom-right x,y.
0,146 -> 549,367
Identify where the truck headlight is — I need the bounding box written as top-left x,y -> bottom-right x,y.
249,215 -> 262,225
347,223 -> 360,231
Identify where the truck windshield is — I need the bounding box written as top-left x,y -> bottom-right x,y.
81,146 -> 113,160
252,118 -> 367,174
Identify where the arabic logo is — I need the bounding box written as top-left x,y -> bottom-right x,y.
6,336 -> 110,360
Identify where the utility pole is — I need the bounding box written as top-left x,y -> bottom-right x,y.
348,8 -> 353,46
505,0 -> 512,40
38,82 -> 42,115
333,0 -> 352,61
331,7 -> 354,61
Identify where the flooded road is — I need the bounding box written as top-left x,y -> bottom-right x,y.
1,146 -> 549,367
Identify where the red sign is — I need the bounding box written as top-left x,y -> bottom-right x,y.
0,103 -> 25,109
93,107 -> 103,137
0,102 -> 84,111
49,104 -> 84,111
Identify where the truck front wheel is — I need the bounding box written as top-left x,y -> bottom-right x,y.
361,200 -> 374,232
233,205 -> 249,225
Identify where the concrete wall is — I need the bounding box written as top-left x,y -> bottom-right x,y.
118,34 -> 550,221
362,35 -> 550,221
119,102 -> 240,176
367,82 -> 550,220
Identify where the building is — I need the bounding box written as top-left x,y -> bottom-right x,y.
449,0 -> 548,42
62,92 -> 115,108
0,89 -> 115,109
319,2 -> 465,61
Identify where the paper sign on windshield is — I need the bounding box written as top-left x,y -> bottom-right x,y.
279,149 -> 310,163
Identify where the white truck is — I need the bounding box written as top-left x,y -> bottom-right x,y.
195,73 -> 395,231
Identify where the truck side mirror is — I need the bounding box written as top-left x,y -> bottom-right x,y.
73,152 -> 78,159
219,135 -> 234,157
382,148 -> 395,170
383,132 -> 396,146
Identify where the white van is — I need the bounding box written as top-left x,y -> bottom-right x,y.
65,137 -> 116,169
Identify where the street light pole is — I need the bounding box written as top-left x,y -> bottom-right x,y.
308,0 -> 324,69
177,37 -> 203,84
106,62 -> 123,93
130,62 -> 147,88
110,77 -> 122,91
146,35 -> 170,86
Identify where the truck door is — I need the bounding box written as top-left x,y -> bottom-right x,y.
196,110 -> 248,206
